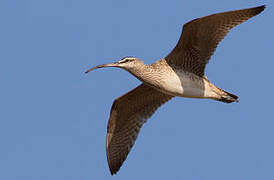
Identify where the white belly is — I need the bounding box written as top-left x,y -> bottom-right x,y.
128,63 -> 217,99
157,71 -> 207,98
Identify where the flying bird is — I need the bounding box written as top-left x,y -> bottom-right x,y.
85,5 -> 265,175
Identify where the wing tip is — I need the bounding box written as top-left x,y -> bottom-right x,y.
106,132 -> 123,175
109,167 -> 119,175
254,5 -> 266,14
246,5 -> 265,19
107,158 -> 122,175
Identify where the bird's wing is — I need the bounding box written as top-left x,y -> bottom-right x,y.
165,5 -> 265,77
106,83 -> 173,175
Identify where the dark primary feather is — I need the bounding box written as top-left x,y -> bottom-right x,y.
166,5 -> 265,77
106,83 -> 173,175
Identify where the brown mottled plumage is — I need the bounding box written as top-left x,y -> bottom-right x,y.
106,84 -> 173,174
85,5 -> 265,175
166,5 -> 265,76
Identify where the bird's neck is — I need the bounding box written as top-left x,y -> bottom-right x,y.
126,63 -> 149,80
126,63 -> 164,87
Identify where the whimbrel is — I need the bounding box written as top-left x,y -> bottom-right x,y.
85,5 -> 265,175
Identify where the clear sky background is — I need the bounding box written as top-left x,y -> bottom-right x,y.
0,0 -> 273,180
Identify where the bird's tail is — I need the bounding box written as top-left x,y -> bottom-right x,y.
218,90 -> 239,103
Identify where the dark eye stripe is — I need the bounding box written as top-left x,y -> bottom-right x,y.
119,58 -> 134,64
120,60 -> 129,63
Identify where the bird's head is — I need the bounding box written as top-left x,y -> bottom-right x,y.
85,56 -> 144,73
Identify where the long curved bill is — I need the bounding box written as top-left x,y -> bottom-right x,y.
85,62 -> 119,74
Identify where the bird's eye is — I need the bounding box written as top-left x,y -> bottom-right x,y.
119,59 -> 130,64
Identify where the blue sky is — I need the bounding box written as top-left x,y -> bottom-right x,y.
0,0 -> 273,179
